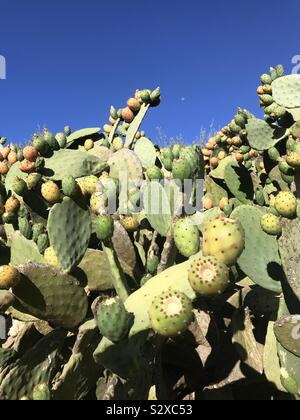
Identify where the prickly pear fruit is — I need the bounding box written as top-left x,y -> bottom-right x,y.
146,253 -> 159,275
32,223 -> 45,242
174,218 -> 200,258
112,137 -> 124,151
260,73 -> 272,84
202,217 -> 245,266
127,98 -> 141,113
5,196 -> 20,213
20,159 -> 35,174
172,159 -> 191,182
161,157 -> 173,171
55,132 -> 67,148
268,147 -> 280,162
146,166 -> 163,181
286,151 -> 300,168
96,297 -> 133,342
120,215 -> 140,232
95,215 -> 114,241
140,273 -> 152,287
44,247 -> 60,267
37,233 -> 49,254
44,130 -> 59,150
64,126 -> 71,136
83,175 -> 99,195
41,181 -> 61,204
0,265 -> 20,289
32,135 -> 48,154
188,255 -> 230,297
18,217 -> 33,240
84,139 -> 94,151
121,107 -> 135,123
23,146 -> 38,162
27,173 -> 42,190
148,289 -> 194,337
32,384 -> 51,401
62,176 -> 78,198
274,191 -> 297,218
260,213 -> 282,235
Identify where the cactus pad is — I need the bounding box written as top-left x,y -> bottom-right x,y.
245,117 -> 287,150
272,75 -> 300,108
47,197 -> 92,272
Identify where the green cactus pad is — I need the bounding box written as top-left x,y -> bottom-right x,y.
125,104 -> 150,148
88,145 -> 112,162
232,205 -> 282,293
47,197 -> 92,272
66,127 -> 100,147
0,329 -> 66,400
142,181 -> 173,237
210,156 -> 234,180
278,218 -> 300,301
108,149 -> 143,182
42,149 -> 107,181
245,117 -> 287,150
12,263 -> 88,329
111,221 -> 137,279
204,176 -> 228,207
134,137 -> 157,169
272,75 -> 300,108
10,231 -> 45,265
52,321 -> 102,400
224,161 -> 254,204
78,249 -> 113,291
277,342 -> 300,397
274,316 -> 300,358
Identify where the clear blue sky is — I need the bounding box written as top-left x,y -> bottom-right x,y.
1,0 -> 300,145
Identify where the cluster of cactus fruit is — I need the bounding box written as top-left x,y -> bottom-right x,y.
1,68 -> 300,400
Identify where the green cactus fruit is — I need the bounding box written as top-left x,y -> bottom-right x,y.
44,130 -> 59,150
146,253 -> 159,275
96,297 -> 133,342
174,218 -> 200,258
27,173 -> 42,190
188,255 -> 230,297
255,188 -> 265,206
148,289 -> 194,337
172,144 -> 182,159
12,177 -> 27,196
286,138 -> 296,152
280,374 -> 299,396
17,149 -> 24,161
112,136 -> 124,151
32,135 -> 48,154
62,176 -> 78,198
260,213 -> 282,236
274,191 -> 297,218
110,106 -> 119,120
161,157 -> 173,171
161,147 -> 173,160
41,181 -> 61,204
95,215 -> 114,241
146,165 -> 163,181
0,265 -> 20,290
260,73 -> 272,84
260,94 -> 274,106
202,216 -> 245,266
278,161 -> 294,176
234,113 -> 247,128
276,64 -> 284,77
2,212 -> 17,224
32,384 -> 51,401
35,156 -> 45,171
55,132 -> 67,148
83,139 -> 93,151
172,159 -> 191,182
18,217 -> 33,240
140,273 -> 152,287
270,67 -> 278,81
268,147 -> 280,162
44,247 -> 60,267
32,223 -> 45,242
83,175 -> 99,195
140,89 -> 151,104
229,122 -> 242,134
64,126 -> 71,136
37,233 -> 49,254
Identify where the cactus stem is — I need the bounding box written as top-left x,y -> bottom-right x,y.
102,242 -> 130,302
